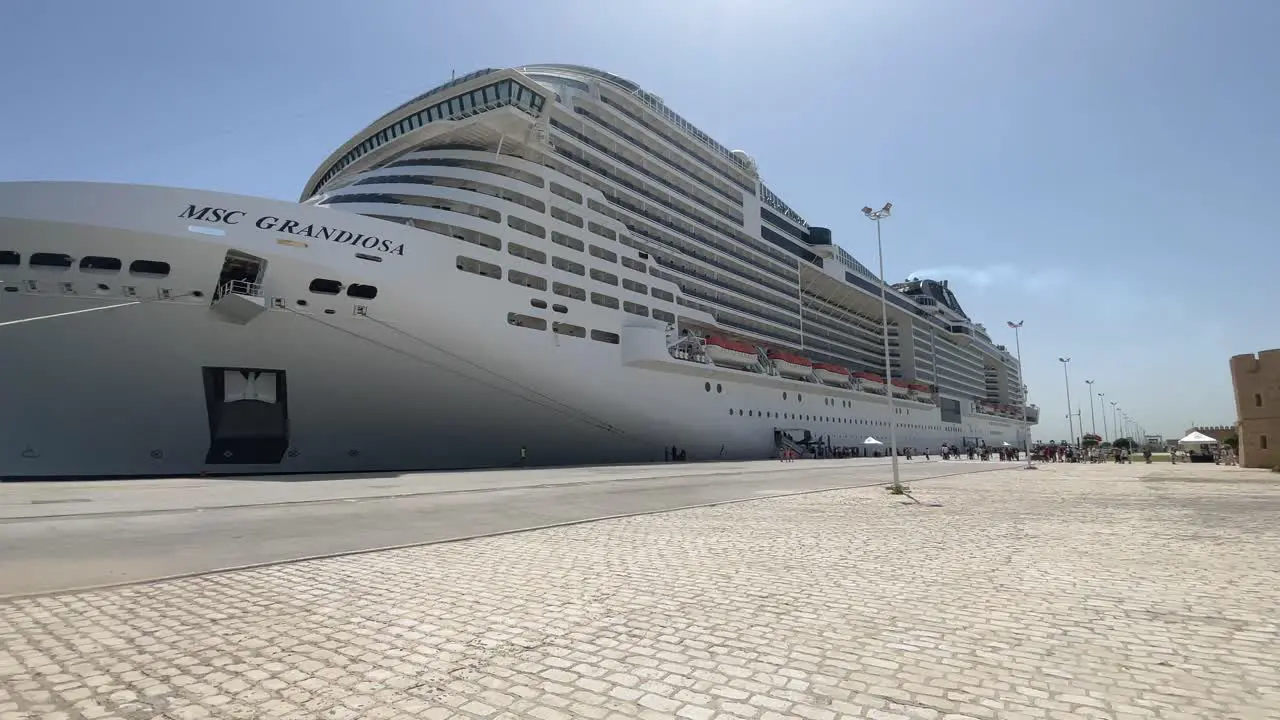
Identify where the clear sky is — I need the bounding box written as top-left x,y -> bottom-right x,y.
2,0 -> 1275,443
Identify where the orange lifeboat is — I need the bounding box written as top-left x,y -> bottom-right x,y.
702,336 -> 758,369
813,362 -> 851,386
766,348 -> 814,380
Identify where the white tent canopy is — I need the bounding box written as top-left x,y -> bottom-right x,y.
861,436 -> 883,445
1178,431 -> 1217,445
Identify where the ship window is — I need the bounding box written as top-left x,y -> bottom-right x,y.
550,183 -> 583,204
623,301 -> 648,317
508,242 -> 547,264
590,329 -> 619,344
589,245 -> 617,263
79,255 -> 121,272
590,292 -> 619,309
410,217 -> 501,250
588,222 -> 617,242
347,284 -> 378,299
552,304 -> 568,313
456,256 -> 501,280
530,298 -> 548,309
309,278 -> 342,295
550,206 -> 584,228
507,216 -> 546,239
652,309 -> 675,323
508,312 -> 547,331
552,256 -> 585,276
30,252 -> 73,269
590,268 -> 618,286
508,269 -> 547,291
1262,435 -> 1269,450
129,259 -> 170,277
552,321 -> 586,338
551,232 -> 584,252
0,251 -> 19,265
553,282 -> 586,302
622,257 -> 647,273
623,278 -> 647,295
1256,393 -> 1263,407
705,382 -> 712,392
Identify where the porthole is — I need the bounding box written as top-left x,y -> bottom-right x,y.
783,392 -> 788,400
129,259 -> 170,277
309,278 -> 342,295
716,384 -> 722,393
347,284 -> 378,300
296,299 -> 308,307
705,382 -> 712,392
192,290 -> 204,298
80,255 -> 122,272
797,394 -> 803,403
530,298 -> 548,309
30,252 -> 73,269
323,308 -> 336,315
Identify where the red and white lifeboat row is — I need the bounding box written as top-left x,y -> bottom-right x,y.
766,349 -> 813,380
702,336 -> 759,370
977,401 -> 1022,418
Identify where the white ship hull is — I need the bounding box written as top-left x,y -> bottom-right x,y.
0,182 -> 1029,478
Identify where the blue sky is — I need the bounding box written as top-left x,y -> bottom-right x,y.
2,0 -> 1275,443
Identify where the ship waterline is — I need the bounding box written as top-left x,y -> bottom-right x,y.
1,64 -> 1035,478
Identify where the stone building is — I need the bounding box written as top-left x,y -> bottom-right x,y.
1229,349 -> 1280,469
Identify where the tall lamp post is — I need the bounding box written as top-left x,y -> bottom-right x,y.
1085,379 -> 1098,436
1007,320 -> 1033,468
1058,357 -> 1075,446
862,202 -> 902,492
1111,402 -> 1120,443
1098,392 -> 1109,441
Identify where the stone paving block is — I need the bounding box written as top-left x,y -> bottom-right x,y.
0,464 -> 1277,719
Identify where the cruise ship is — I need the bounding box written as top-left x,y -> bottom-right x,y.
0,64 -> 1038,478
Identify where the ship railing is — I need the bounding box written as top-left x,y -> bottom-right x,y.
214,280 -> 265,302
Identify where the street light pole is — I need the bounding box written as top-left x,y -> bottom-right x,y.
1007,320 -> 1032,468
1059,357 -> 1074,445
1111,402 -> 1120,443
862,202 -> 901,492
1085,379 -> 1097,436
1098,393 -> 1108,441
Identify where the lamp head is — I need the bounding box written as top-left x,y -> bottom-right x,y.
861,206 -> 874,216
882,202 -> 893,214
1059,357 -> 1070,363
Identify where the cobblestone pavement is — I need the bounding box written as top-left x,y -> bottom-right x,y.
2,463 -> 1278,720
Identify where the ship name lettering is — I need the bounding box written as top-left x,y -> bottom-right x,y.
176,205 -> 406,256
255,215 -> 405,256
179,205 -> 245,224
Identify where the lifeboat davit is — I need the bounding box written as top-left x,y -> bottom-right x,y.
889,378 -> 911,397
906,382 -> 934,404
813,362 -> 851,386
766,349 -> 813,380
702,336 -> 758,369
851,371 -> 886,394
